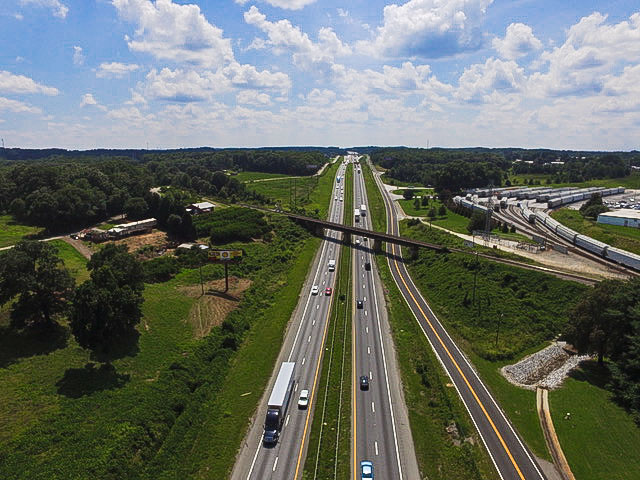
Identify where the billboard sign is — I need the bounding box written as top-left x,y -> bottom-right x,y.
209,250 -> 243,263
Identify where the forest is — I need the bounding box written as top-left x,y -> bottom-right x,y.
0,149 -> 329,232
372,147 -> 640,192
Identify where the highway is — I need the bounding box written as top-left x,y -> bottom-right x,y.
231,161 -> 346,480
371,158 -> 548,480
351,159 -> 419,480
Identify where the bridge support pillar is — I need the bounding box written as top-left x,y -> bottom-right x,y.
315,224 -> 324,237
408,245 -> 419,260
372,238 -> 383,254
343,232 -> 351,245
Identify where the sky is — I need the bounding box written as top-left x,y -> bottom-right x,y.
1,0 -> 640,151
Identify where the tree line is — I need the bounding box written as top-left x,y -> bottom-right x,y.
0,149 -> 329,232
372,147 -> 639,192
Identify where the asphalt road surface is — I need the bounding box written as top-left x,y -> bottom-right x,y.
372,159 -> 548,480
351,161 -> 415,480
231,163 -> 347,480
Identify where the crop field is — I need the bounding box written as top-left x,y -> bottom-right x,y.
49,239 -> 90,283
551,208 -> 640,255
0,215 -> 43,248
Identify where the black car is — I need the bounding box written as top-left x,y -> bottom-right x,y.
364,262 -> 371,271
356,300 -> 363,309
360,375 -> 369,390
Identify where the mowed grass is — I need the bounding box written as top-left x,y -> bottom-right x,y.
0,215 -> 43,248
49,239 -> 90,283
552,208 -> 640,255
549,361 -> 640,480
362,159 -> 386,233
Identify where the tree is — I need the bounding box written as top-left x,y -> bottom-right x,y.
71,244 -> 144,358
580,193 -> 608,219
124,197 -> 149,220
9,197 -> 26,219
427,207 -> 437,220
564,280 -> 631,365
166,213 -> 183,235
0,240 -> 74,329
438,205 -> 446,216
403,189 -> 415,200
413,197 -> 421,210
421,195 -> 429,206
467,212 -> 486,233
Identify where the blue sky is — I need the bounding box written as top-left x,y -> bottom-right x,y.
1,0 -> 640,150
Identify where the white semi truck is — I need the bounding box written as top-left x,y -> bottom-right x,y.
354,208 -> 360,222
360,204 -> 367,216
263,362 -> 296,445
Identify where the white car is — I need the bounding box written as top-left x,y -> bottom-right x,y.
298,389 -> 309,409
340,197 -> 343,201
355,239 -> 361,245
311,285 -> 319,295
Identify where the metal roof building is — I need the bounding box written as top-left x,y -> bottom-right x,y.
597,209 -> 640,228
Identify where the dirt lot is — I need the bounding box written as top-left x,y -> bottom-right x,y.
179,276 -> 252,338
114,230 -> 169,253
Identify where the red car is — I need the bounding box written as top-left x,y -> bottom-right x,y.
325,287 -> 333,296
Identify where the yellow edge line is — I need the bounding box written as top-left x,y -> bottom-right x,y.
293,245 -> 341,476
388,223 -> 526,479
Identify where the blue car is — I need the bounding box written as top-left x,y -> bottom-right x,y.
360,460 -> 373,479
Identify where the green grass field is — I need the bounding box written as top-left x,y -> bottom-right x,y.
550,361 -> 640,480
362,159 -> 386,233
49,239 -> 90,283
246,160 -> 340,218
0,215 -> 43,248
551,208 -> 640,255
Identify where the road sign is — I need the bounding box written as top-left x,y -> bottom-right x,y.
209,250 -> 243,263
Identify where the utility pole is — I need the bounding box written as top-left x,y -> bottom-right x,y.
495,313 -> 504,348
484,183 -> 494,239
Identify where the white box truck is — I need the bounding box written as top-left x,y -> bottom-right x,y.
360,204 -> 367,216
328,259 -> 336,271
354,208 -> 360,222
263,362 -> 296,445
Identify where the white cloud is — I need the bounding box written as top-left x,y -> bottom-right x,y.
113,0 -> 234,68
108,106 -> 155,124
236,90 -> 272,106
139,63 -> 290,103
80,93 -> 107,111
492,23 -> 542,60
0,97 -> 42,114
456,57 -> 525,103
357,0 -> 493,58
530,12 -> 640,97
337,8 -> 349,18
245,6 -> 351,71
73,46 -> 85,66
235,0 -> 316,10
96,62 -> 141,78
20,0 -> 68,19
0,71 -> 59,95
14,13 -> 24,20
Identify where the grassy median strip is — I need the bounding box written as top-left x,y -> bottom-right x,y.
304,162 -> 353,480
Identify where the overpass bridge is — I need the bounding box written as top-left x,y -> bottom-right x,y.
242,204 -> 597,285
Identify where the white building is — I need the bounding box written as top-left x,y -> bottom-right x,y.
597,209 -> 640,228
